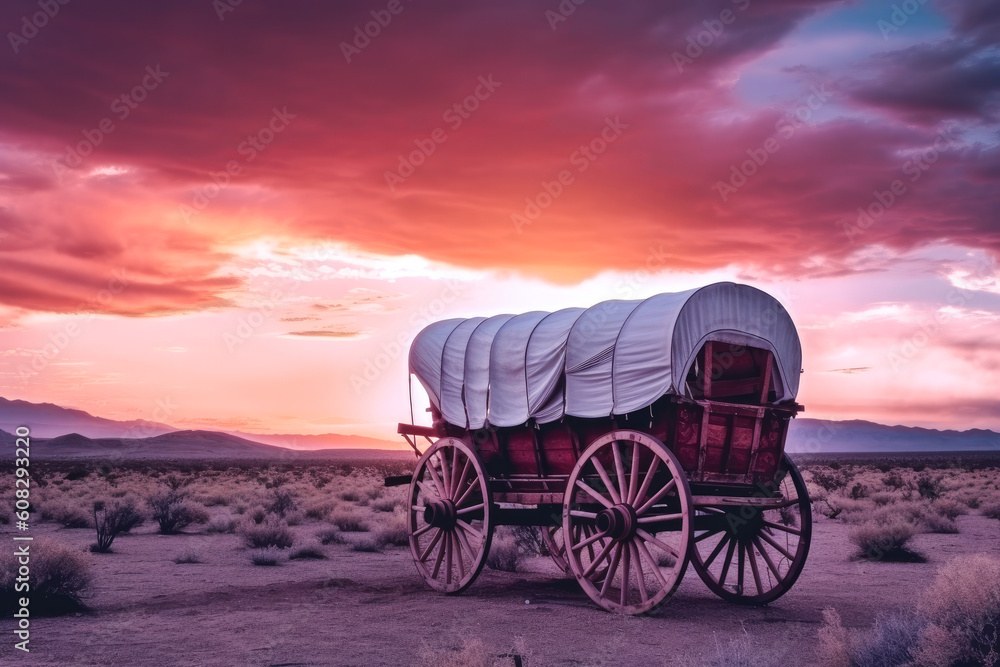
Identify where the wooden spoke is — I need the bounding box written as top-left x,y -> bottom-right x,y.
611,441 -> 628,507
737,541 -> 746,594
411,504 -> 426,512
570,509 -> 599,520
590,456 -> 622,505
571,530 -> 606,552
757,530 -> 795,561
747,540 -> 763,596
600,545 -> 623,599
632,457 -> 661,510
635,528 -> 679,559
452,532 -> 466,581
575,480 -> 614,509
634,537 -> 668,588
636,478 -> 677,515
445,531 -> 453,585
431,537 -> 446,579
452,455 -> 471,499
762,520 -> 802,536
583,540 -> 617,578
424,463 -> 446,502
694,528 -> 723,543
718,537 -> 737,588
703,533 -> 731,569
455,519 -> 482,542
454,524 -> 475,561
627,441 -> 641,504
418,528 -> 443,562
416,479 -> 439,502
753,537 -> 782,581
456,502 -> 484,516
619,542 -> 631,607
453,478 -> 478,508
413,522 -> 435,538
630,541 -> 648,603
637,512 -> 684,524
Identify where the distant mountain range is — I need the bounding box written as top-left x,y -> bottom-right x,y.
0,396 -> 401,452
0,396 -> 996,459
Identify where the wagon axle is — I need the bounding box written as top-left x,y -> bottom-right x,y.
423,499 -> 458,530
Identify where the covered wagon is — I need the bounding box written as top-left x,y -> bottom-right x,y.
388,282 -> 811,614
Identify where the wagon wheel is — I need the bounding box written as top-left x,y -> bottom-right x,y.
540,526 -> 571,575
689,454 -> 811,605
408,437 -> 494,594
563,430 -> 692,615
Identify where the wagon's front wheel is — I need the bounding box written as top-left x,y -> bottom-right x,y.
689,454 -> 811,605
563,430 -> 692,615
408,437 -> 493,594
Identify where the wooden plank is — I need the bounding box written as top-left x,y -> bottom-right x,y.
397,423 -> 441,438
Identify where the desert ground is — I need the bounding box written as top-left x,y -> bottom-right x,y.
2,454 -> 1000,666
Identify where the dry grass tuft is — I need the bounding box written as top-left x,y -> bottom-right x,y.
1,538 -> 92,614
848,519 -> 922,562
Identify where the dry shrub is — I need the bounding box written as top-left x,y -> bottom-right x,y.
817,608 -> 850,667
148,490 -> 209,534
851,613 -> 926,667
249,548 -> 281,566
92,498 -> 145,553
317,527 -> 345,545
240,516 -> 294,549
933,498 -> 969,521
0,538 -> 92,614
913,554 -> 1000,666
330,509 -> 369,532
350,535 -> 382,552
370,496 -> 400,513
420,639 -> 488,667
373,514 -> 409,548
173,549 -> 202,564
289,543 -> 326,560
849,519 -> 920,561
870,492 -> 898,507
921,512 -> 959,534
265,488 -> 296,517
42,501 -> 91,529
981,501 -> 1000,521
205,516 -> 237,534
303,499 -> 339,520
486,534 -> 521,572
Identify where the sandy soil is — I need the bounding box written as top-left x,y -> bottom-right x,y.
3,513 -> 999,666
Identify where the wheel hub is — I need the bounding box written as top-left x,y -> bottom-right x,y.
424,499 -> 458,530
596,503 -> 637,541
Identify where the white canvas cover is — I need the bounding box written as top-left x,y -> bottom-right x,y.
407,282 -> 801,428
463,314 -> 514,429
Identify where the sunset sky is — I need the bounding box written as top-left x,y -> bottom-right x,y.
0,0 -> 997,441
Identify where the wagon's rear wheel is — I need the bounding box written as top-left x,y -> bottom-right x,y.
563,430 -> 692,615
689,454 -> 811,605
542,524 -> 606,577
408,437 -> 493,594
